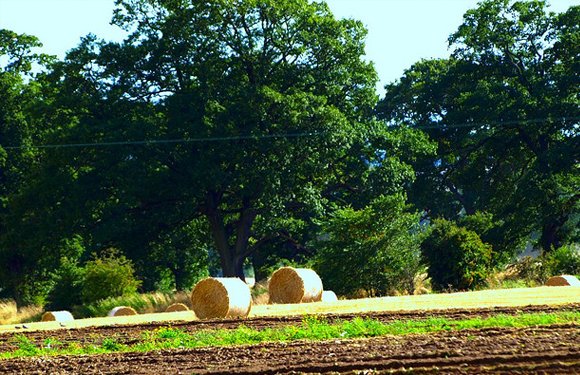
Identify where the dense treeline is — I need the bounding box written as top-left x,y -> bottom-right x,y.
0,0 -> 577,306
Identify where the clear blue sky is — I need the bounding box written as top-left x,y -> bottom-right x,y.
0,0 -> 576,94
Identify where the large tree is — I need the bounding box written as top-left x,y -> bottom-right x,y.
3,0 -> 426,288
0,30 -> 56,303
377,0 -> 579,254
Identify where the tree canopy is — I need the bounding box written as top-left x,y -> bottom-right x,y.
377,0 -> 579,255
1,0 -> 427,304
0,0 -> 577,305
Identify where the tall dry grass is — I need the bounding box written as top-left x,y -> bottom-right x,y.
251,279 -> 270,305
73,291 -> 193,318
0,300 -> 16,324
0,299 -> 44,325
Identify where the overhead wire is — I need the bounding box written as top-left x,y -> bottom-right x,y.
2,116 -> 577,150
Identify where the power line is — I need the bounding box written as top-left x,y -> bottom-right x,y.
2,116 -> 577,150
3,131 -> 329,150
390,116 -> 579,130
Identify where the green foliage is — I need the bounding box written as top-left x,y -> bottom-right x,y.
101,338 -> 123,351
142,220 -> 211,291
0,0 -> 419,287
2,312 -> 579,359
0,29 -> 54,305
46,257 -> 84,310
543,244 -> 580,277
80,250 -> 141,304
45,235 -> 86,309
11,335 -> 39,357
459,212 -> 496,236
422,219 -> 493,291
0,0 -> 431,304
313,194 -> 423,297
457,212 -> 512,267
377,0 -> 580,256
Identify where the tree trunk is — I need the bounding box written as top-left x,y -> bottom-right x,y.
220,254 -> 245,280
205,192 -> 255,281
540,221 -> 562,253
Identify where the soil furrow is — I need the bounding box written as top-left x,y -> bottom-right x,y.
1,303 -> 577,352
0,321 -> 578,374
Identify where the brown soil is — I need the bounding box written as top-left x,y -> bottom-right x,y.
0,304 -> 578,374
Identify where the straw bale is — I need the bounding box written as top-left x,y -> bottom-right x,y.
165,303 -> 190,312
191,277 -> 252,319
321,290 -> 338,302
41,310 -> 74,322
268,267 -> 323,304
545,275 -> 580,286
107,306 -> 138,317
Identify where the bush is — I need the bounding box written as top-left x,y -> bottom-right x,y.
81,250 -> 141,304
543,244 -> 580,277
46,257 -> 84,310
313,194 -> 423,297
422,219 -> 492,291
458,212 -> 516,267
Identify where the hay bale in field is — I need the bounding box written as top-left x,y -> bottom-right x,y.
321,290 -> 338,302
545,275 -> 580,286
191,277 -> 252,320
165,303 -> 189,312
41,310 -> 74,322
268,267 -> 323,304
107,306 -> 138,317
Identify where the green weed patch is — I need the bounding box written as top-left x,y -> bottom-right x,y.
1,311 -> 578,359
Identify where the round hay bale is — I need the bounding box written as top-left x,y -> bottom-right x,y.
268,267 -> 323,304
191,277 -> 251,320
107,306 -> 138,317
321,290 -> 338,302
165,303 -> 190,312
546,275 -> 580,287
41,310 -> 74,322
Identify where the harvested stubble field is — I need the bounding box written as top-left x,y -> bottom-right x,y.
0,286 -> 578,374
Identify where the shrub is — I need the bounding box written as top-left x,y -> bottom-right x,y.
543,244 -> 580,277
313,194 -> 423,297
458,212 -> 516,267
81,249 -> 141,304
422,219 -> 492,291
46,257 -> 84,310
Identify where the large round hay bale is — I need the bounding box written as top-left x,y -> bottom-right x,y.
191,277 -> 251,320
41,310 -> 74,322
107,306 -> 138,317
268,267 -> 323,304
321,290 -> 338,302
546,275 -> 580,286
165,303 -> 189,312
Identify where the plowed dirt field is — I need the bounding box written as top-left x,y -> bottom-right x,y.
0,304 -> 578,374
